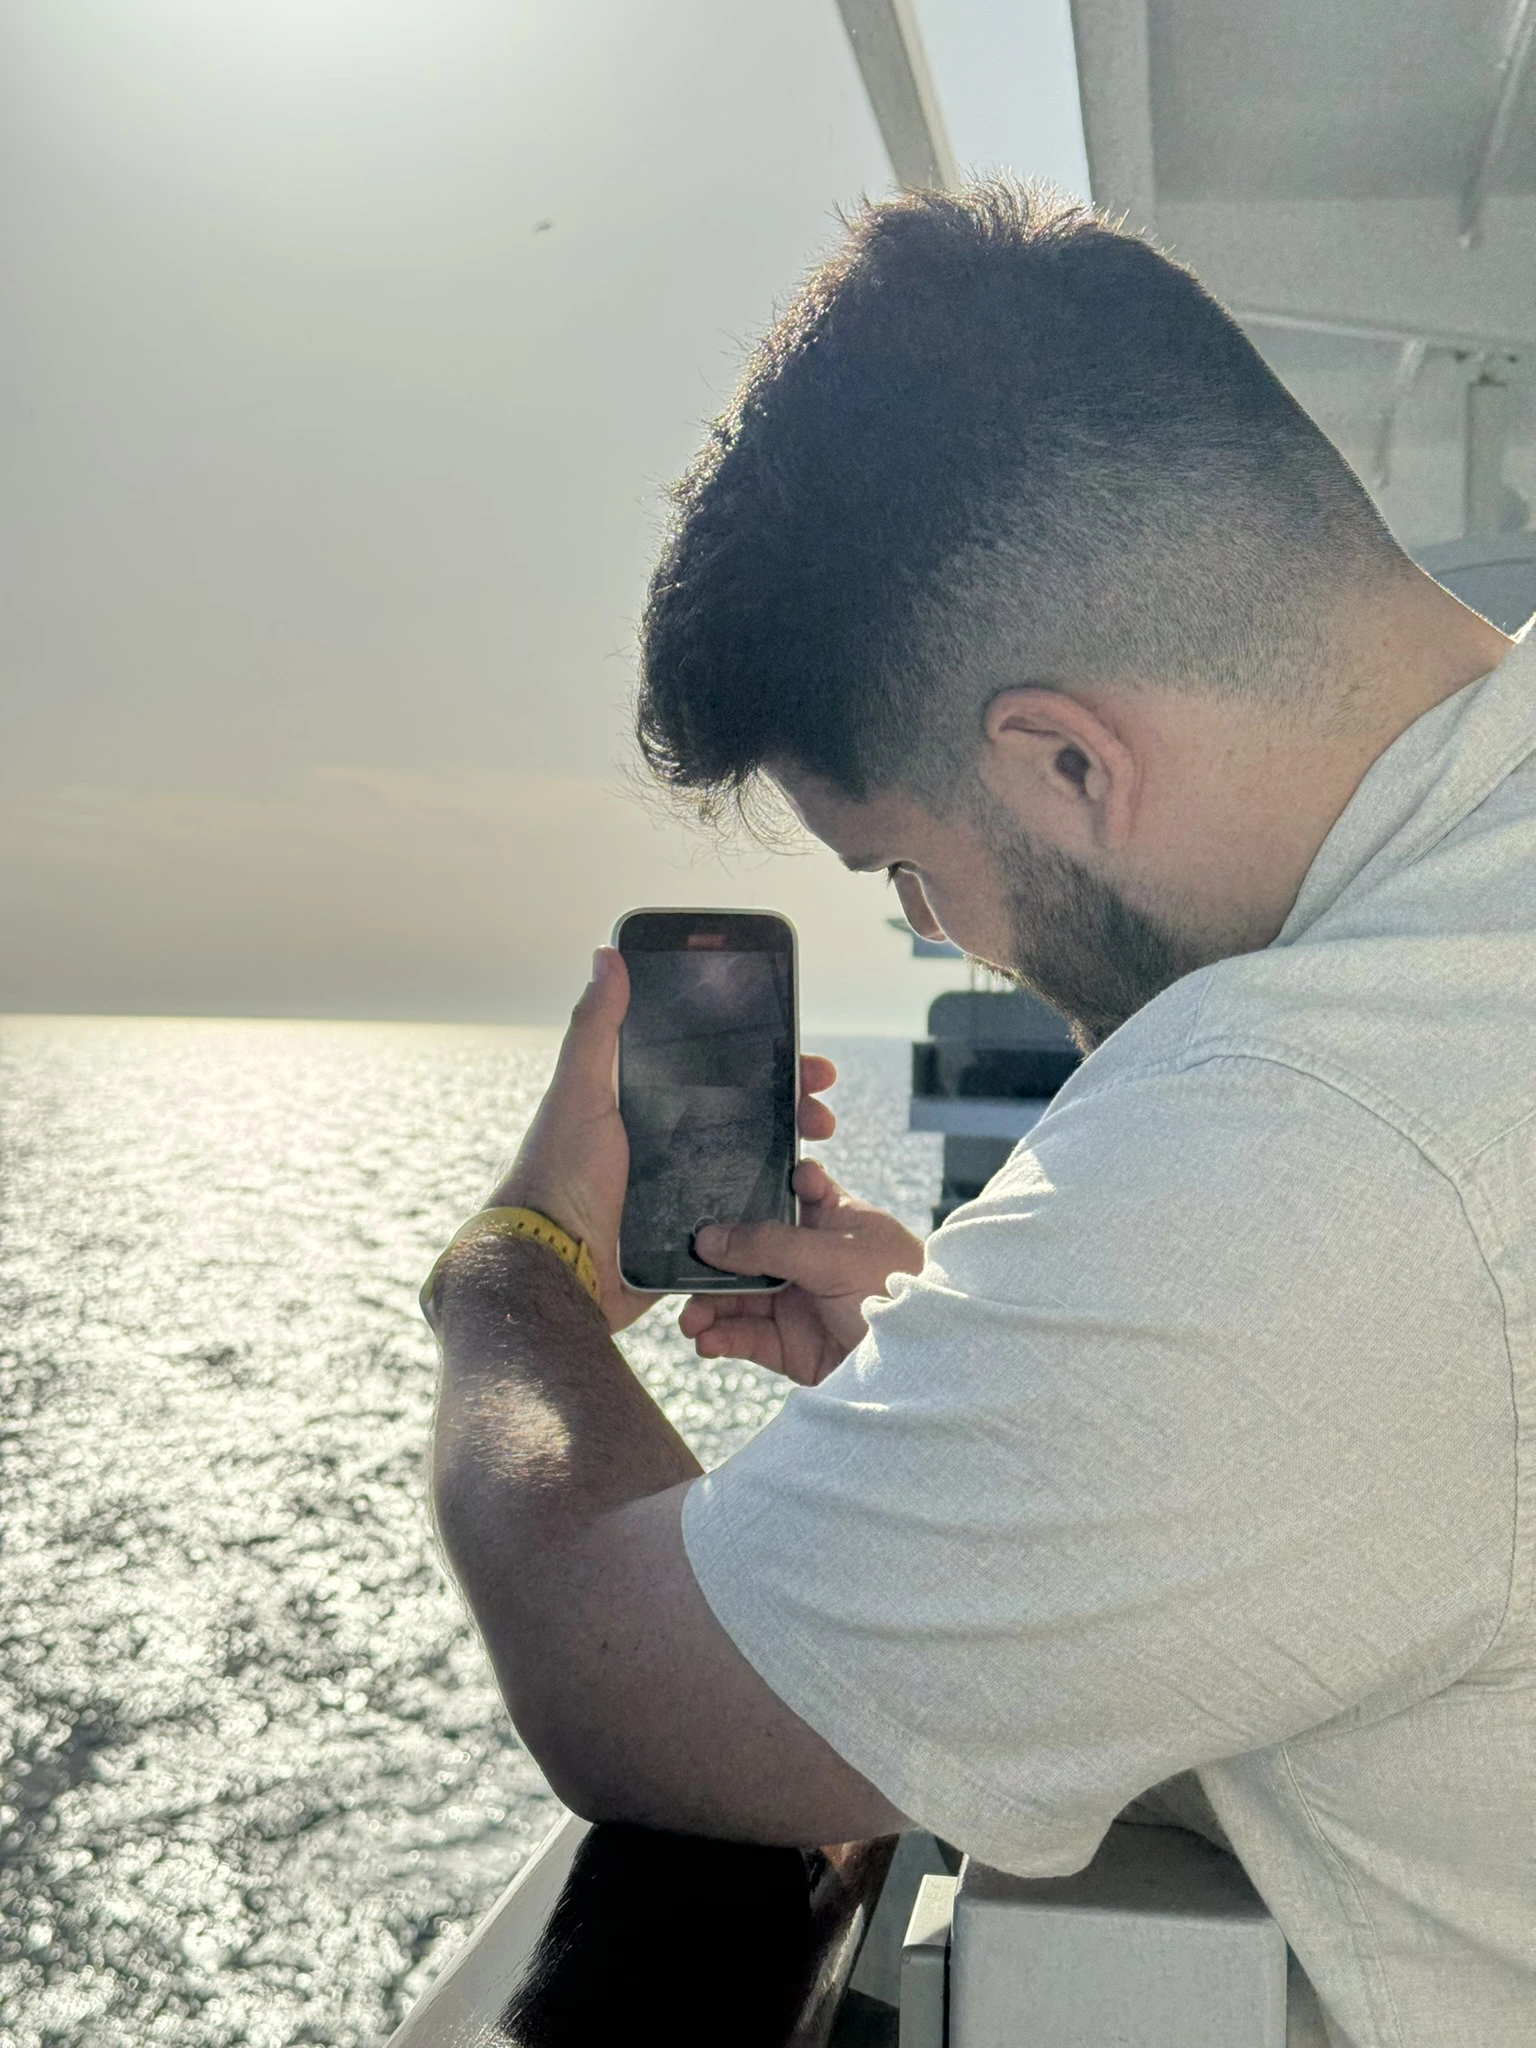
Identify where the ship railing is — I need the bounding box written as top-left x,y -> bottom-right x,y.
386,1815 -> 905,2047
386,1810 -> 1313,2045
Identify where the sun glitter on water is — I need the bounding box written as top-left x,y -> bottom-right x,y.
0,1016 -> 937,2047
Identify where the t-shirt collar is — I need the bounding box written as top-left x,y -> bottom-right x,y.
1275,622 -> 1536,947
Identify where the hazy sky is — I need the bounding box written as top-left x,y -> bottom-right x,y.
0,0 -> 1088,1033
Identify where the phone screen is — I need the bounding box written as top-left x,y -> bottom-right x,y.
615,911 -> 797,1293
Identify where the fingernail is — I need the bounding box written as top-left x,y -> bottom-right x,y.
591,947 -> 608,982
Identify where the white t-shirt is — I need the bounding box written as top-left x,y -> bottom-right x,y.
683,629 -> 1536,2048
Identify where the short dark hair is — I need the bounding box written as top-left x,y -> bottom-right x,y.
635,182 -> 1407,814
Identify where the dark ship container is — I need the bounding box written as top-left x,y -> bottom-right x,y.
908,983 -> 1081,1227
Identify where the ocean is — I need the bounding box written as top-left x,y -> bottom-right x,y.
0,1017 -> 940,2048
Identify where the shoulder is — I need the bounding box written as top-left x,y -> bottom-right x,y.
997,964 -> 1437,1207
925,999 -> 1494,1350
1058,896 -> 1536,1181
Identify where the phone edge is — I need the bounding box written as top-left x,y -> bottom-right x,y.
608,907 -> 801,1296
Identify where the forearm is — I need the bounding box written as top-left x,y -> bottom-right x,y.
429,1236 -> 701,1756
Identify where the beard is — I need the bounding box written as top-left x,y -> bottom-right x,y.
982,823 -> 1209,1053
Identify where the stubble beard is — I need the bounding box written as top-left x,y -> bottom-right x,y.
984,825 -> 1210,1053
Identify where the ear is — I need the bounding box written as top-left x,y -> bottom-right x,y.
977,688 -> 1138,853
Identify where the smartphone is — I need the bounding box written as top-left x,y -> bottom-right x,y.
612,908 -> 799,1293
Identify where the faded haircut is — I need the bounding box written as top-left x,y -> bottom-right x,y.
635,181 -> 1408,815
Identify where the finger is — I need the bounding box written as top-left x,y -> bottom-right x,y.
679,1290 -> 776,1337
677,1295 -> 718,1338
796,1096 -> 836,1141
550,948 -> 629,1103
694,1218 -> 858,1293
792,1158 -> 833,1203
694,1320 -> 784,1371
799,1053 -> 837,1096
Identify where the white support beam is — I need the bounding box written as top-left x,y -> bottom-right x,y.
1155,196 -> 1536,358
1068,0 -> 1155,230
1234,305 -> 1525,362
834,0 -> 958,193
909,1098 -> 1050,1141
1370,337 -> 1428,490
1460,0 -> 1536,248
1465,370 -> 1514,534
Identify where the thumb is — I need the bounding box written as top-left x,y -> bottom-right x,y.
553,947 -> 629,1097
694,1218 -> 861,1294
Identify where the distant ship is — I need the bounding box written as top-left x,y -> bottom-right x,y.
900,929 -> 1080,1226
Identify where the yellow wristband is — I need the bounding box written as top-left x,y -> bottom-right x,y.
420,1206 -> 603,1321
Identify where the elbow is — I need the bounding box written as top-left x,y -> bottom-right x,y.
426,1442 -> 650,1824
424,1542 -> 627,1821
517,1704 -> 648,1828
539,1761 -> 625,1827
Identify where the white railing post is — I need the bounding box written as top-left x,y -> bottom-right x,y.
948,1823 -> 1288,2048
900,1872 -> 958,2048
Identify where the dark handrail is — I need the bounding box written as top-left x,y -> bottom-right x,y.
498,1824 -> 897,2047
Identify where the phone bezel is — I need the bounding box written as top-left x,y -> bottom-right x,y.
610,907 -> 800,1295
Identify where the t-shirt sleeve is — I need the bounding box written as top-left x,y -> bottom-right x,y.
680,1055 -> 1515,1876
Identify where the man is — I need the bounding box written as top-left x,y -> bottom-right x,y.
423,186 -> 1535,2046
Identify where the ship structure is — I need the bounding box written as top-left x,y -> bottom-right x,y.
905,961 -> 1081,1227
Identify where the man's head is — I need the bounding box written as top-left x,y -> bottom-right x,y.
635,182 -> 1503,1043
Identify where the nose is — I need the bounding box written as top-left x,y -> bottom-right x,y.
894,868 -> 948,944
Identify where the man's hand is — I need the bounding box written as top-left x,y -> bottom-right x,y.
489,946 -> 842,1333
681,1163 -> 925,1383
